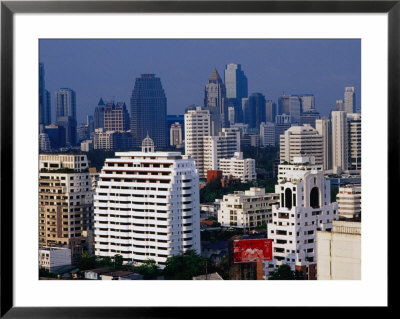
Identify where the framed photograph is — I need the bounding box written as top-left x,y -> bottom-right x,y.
1,0 -> 395,317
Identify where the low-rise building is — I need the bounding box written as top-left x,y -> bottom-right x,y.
317,220 -> 361,280
39,247 -> 71,273
218,188 -> 279,229
218,152 -> 256,182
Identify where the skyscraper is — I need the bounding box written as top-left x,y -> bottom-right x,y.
347,113 -> 361,170
56,88 -> 77,146
316,118 -> 331,170
243,93 -> 266,130
130,74 -> 167,149
204,68 -> 226,135
300,94 -> 315,112
331,111 -> 348,171
344,87 -> 356,113
104,101 -> 130,132
265,100 -> 277,123
39,63 -> 51,126
278,94 -> 302,124
56,88 -> 76,121
224,63 -> 248,123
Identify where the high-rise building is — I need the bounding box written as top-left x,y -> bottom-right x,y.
336,184 -> 361,219
300,110 -> 320,128
317,220 -> 361,280
243,93 -> 266,130
93,128 -> 134,151
344,87 -> 356,114
260,122 -> 276,147
331,111 -> 348,171
274,114 -> 292,146
130,74 -> 167,149
39,133 -> 51,152
265,156 -> 339,279
39,154 -> 94,261
204,68 -> 227,135
170,122 -> 183,148
280,124 -> 324,166
300,94 -> 315,112
104,101 -> 130,132
265,100 -> 277,123
39,63 -> 52,126
94,98 -> 106,129
224,63 -> 248,123
218,188 -> 279,229
184,106 -> 211,178
56,116 -> 77,147
336,99 -> 344,111
218,152 -> 256,182
56,88 -> 76,121
316,118 -> 331,170
347,113 -> 361,170
278,95 -> 301,124
56,88 -> 77,147
203,128 -> 241,173
93,136 -> 200,268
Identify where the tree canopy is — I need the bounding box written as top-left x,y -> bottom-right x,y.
164,250 -> 204,280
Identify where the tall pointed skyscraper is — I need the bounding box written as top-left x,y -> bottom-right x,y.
39,63 -> 51,127
130,74 -> 167,149
204,68 -> 226,135
224,63 -> 248,123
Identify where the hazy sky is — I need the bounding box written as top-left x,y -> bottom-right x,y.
39,39 -> 361,125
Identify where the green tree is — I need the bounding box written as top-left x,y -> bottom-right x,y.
113,254 -> 124,268
135,259 -> 161,280
164,250 -> 204,280
269,264 -> 295,280
96,256 -> 112,267
77,252 -> 97,270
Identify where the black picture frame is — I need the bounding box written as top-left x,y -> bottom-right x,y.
0,0 -> 395,317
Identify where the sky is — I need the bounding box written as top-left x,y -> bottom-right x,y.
39,39 -> 361,125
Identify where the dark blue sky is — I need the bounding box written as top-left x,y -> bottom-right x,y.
39,39 -> 361,125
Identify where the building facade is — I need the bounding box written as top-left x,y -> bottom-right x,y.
347,113 -> 361,170
344,87 -> 356,114
204,68 -> 227,135
265,157 -> 339,279
39,154 -> 94,261
218,152 -> 256,182
218,188 -> 279,229
39,247 -> 71,273
170,122 -> 183,148
130,74 -> 167,149
317,220 -> 361,280
279,124 -> 324,166
224,63 -> 248,123
93,137 -> 201,268
184,106 -> 211,178
331,111 -> 348,171
260,122 -> 276,147
315,118 -> 331,170
336,184 -> 361,219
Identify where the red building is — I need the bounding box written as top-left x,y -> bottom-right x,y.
207,170 -> 223,183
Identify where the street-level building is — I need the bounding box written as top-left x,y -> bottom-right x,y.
93,136 -> 200,268
317,220 -> 361,280
218,187 -> 279,229
265,156 -> 339,279
218,152 -> 256,182
39,246 -> 71,273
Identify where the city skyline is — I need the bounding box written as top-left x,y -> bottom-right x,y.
39,39 -> 361,124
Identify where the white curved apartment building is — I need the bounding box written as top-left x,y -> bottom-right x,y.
94,137 -> 200,268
